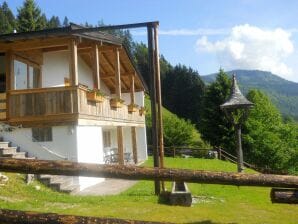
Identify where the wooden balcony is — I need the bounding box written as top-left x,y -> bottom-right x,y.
7,86 -> 145,127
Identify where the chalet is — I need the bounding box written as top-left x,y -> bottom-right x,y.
0,24 -> 148,191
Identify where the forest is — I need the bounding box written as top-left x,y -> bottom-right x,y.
0,0 -> 297,174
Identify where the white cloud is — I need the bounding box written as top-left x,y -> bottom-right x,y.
196,24 -> 295,80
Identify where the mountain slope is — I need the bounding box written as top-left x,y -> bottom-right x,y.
202,70 -> 298,119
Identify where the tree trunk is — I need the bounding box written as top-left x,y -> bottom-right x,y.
0,209 -> 167,224
271,188 -> 298,204
0,158 -> 297,188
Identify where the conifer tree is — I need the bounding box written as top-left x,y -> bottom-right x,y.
63,16 -> 69,27
16,0 -> 45,32
0,1 -> 15,34
199,69 -> 234,150
48,16 -> 61,28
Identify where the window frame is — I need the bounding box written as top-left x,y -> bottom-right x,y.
32,127 -> 53,142
13,55 -> 41,90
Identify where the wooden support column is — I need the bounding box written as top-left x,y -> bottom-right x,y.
153,24 -> 164,170
115,49 -> 121,99
117,126 -> 124,165
92,43 -> 100,89
69,39 -> 78,86
5,51 -> 13,120
131,126 -> 138,164
153,24 -> 165,192
5,51 -> 14,91
147,25 -> 160,195
130,73 -> 135,104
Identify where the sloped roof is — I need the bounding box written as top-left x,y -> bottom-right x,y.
220,75 -> 253,109
0,24 -> 148,91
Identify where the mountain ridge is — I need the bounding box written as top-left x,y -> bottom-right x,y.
201,69 -> 298,119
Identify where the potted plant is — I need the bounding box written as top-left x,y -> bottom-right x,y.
128,103 -> 139,113
86,89 -> 105,103
139,106 -> 147,116
110,98 -> 125,108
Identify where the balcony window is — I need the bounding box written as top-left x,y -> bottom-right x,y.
14,59 -> 40,90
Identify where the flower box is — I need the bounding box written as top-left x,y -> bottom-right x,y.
110,98 -> 124,108
86,92 -> 105,103
86,89 -> 105,103
128,104 -> 139,113
139,106 -> 147,116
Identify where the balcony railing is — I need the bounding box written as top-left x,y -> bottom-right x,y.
8,86 -> 145,126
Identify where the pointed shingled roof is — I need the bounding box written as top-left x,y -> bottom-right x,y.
220,74 -> 254,109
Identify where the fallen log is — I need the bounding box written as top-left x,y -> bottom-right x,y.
0,158 -> 297,188
271,188 -> 298,204
0,209 -> 167,224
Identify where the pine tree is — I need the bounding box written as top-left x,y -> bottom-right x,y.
48,16 -> 61,28
199,69 -> 234,150
63,16 -> 69,27
16,0 -> 45,32
0,1 -> 15,34
162,65 -> 205,129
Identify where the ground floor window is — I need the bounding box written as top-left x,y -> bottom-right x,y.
32,127 -> 52,142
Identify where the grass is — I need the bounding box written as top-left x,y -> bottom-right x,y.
0,157 -> 297,223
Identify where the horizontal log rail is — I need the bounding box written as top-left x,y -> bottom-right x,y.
0,209 -> 168,224
0,158 -> 297,188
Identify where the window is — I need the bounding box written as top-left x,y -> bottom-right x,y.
32,127 -> 52,142
103,131 -> 111,147
14,59 -> 40,90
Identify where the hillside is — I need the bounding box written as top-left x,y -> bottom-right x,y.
202,70 -> 298,119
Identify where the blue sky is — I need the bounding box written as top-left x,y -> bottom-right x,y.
6,0 -> 298,82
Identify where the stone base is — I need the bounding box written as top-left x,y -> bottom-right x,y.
169,181 -> 192,207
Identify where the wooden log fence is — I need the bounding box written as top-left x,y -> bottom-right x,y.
271,188 -> 298,204
0,209 -> 169,224
0,158 -> 297,188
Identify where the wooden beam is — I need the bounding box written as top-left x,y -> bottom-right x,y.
117,126 -> 124,165
131,126 -> 138,164
114,49 -> 121,99
69,39 -> 78,86
0,37 -> 71,52
102,52 -> 115,73
147,25 -> 160,195
0,158 -> 298,188
0,209 -> 167,224
5,51 -> 13,91
92,43 -> 100,89
153,25 -> 165,173
101,72 -> 135,78
130,73 -> 135,104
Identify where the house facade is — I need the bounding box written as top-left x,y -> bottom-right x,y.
0,24 -> 148,190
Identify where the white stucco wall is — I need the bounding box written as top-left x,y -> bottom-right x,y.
123,127 -> 132,154
42,51 -> 112,94
0,126 -> 77,161
42,51 -> 69,87
121,91 -> 144,106
136,127 -> 148,162
76,125 -> 104,190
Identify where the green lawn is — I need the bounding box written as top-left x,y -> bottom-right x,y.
0,157 -> 297,224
